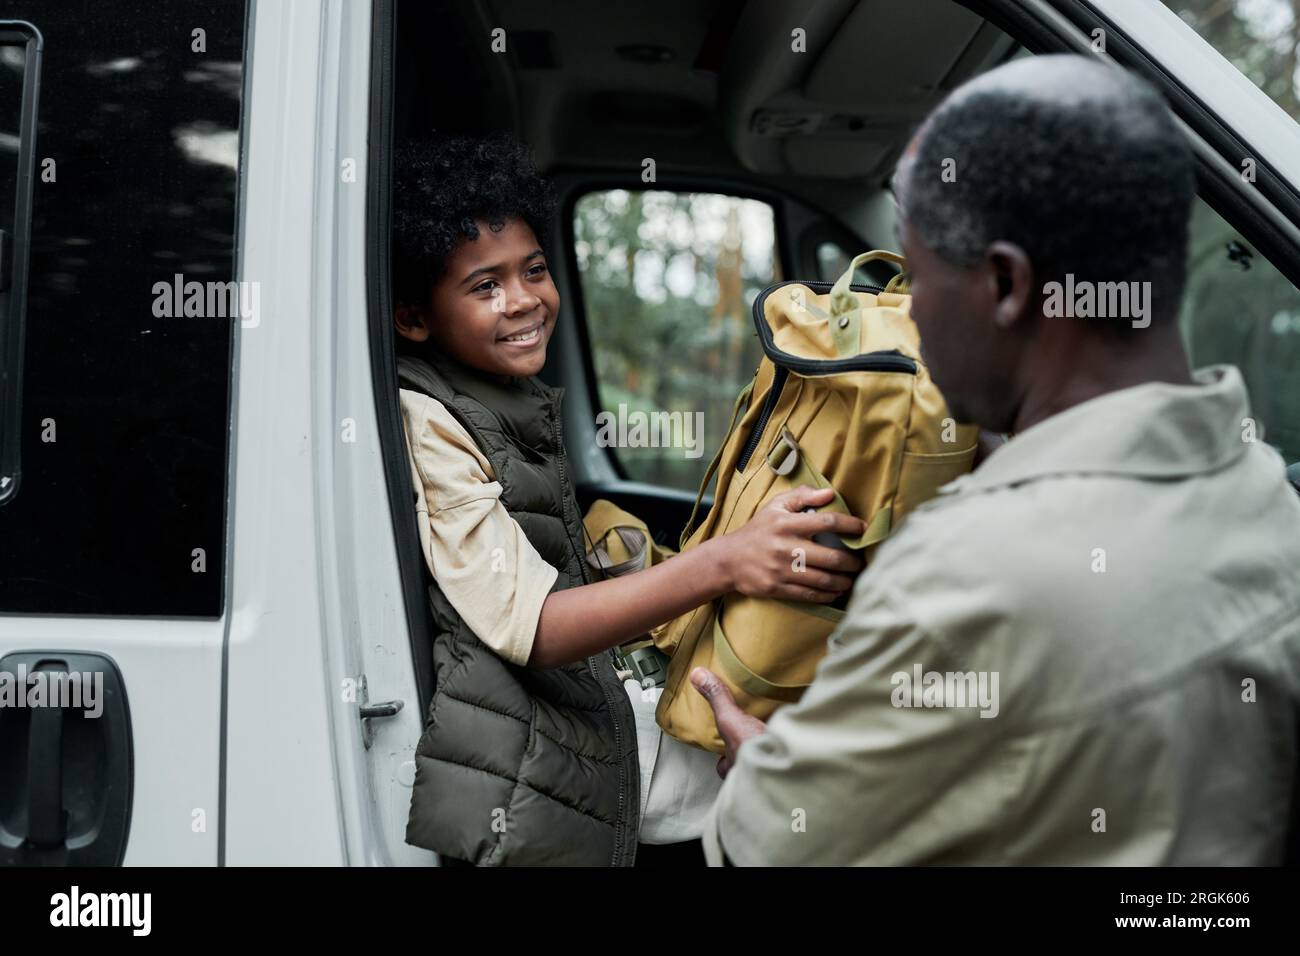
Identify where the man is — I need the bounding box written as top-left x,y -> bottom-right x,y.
691,53 -> 1300,865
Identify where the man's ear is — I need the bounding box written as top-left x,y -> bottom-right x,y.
394,303 -> 432,343
984,241 -> 1034,331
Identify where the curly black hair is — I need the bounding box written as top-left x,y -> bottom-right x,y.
392,135 -> 557,306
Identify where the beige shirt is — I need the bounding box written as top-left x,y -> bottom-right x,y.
399,387 -> 722,839
703,365 -> 1300,865
399,388 -> 557,666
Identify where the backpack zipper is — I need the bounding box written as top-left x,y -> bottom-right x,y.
735,366 -> 788,472
734,281 -> 920,472
751,280 -> 920,376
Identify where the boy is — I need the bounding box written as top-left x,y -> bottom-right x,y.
392,136 -> 863,865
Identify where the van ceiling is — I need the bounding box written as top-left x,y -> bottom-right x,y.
460,0 -> 1018,184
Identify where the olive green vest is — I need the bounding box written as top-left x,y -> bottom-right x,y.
397,352 -> 640,866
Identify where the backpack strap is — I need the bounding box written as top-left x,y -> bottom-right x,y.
680,379 -> 753,549
766,426 -> 892,550
710,605 -> 840,703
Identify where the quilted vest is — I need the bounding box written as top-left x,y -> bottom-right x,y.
397,352 -> 640,866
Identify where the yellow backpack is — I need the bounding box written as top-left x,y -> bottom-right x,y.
654,250 -> 979,754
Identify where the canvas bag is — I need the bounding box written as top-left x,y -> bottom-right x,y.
654,250 -> 979,754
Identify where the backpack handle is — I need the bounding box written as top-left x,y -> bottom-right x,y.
828,249 -> 908,358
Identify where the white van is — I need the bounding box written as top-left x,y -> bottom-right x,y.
1,0 -> 1298,865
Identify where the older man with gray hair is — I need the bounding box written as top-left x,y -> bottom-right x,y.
691,53 -> 1300,866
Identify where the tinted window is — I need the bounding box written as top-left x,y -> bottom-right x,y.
814,239 -> 887,286
1180,196 -> 1300,464
0,3 -> 246,614
0,24 -> 39,506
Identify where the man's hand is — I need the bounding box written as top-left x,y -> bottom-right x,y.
690,667 -> 766,778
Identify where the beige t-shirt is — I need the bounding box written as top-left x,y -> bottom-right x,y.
398,388 -> 558,666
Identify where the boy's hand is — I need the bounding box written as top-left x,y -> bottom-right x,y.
718,485 -> 865,604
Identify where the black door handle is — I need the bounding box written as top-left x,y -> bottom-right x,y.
0,651 -> 133,866
26,665 -> 68,847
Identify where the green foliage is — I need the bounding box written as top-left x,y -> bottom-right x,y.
574,190 -> 776,489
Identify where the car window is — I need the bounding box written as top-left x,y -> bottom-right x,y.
573,189 -> 777,492
0,24 -> 39,507
0,3 -> 246,614
1161,0 -> 1300,126
1179,195 -> 1300,464
814,240 -> 891,286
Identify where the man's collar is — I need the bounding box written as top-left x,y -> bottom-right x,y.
942,365 -> 1252,495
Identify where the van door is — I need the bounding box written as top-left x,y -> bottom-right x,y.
224,0 -> 433,866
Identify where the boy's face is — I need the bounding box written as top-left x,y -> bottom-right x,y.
396,218 -> 559,379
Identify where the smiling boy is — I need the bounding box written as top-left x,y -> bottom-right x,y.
391,136 -> 865,866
